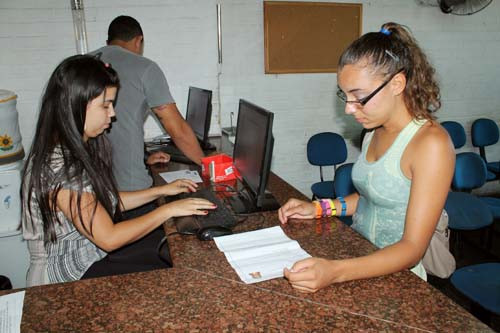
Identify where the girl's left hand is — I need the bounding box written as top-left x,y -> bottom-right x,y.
161,179 -> 198,196
283,257 -> 340,293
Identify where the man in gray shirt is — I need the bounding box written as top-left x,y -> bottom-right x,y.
91,16 -> 204,194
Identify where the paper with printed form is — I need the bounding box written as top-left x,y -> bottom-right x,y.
0,291 -> 25,333
214,226 -> 311,284
159,170 -> 203,183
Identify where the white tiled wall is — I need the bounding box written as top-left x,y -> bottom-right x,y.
1,0 -> 499,198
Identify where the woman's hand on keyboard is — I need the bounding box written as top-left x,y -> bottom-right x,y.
160,179 -> 198,196
163,198 -> 217,217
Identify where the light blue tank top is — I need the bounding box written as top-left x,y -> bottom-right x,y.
351,119 -> 427,280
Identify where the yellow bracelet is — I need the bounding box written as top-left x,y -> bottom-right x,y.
328,199 -> 336,216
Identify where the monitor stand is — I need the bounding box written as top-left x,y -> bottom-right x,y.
228,189 -> 280,214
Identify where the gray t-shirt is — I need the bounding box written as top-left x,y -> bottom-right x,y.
90,45 -> 174,191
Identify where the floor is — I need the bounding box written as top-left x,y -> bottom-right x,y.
427,217 -> 500,332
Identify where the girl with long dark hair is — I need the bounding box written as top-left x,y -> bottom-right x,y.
22,55 -> 215,286
279,22 -> 455,292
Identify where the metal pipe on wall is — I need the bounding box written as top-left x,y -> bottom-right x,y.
217,3 -> 222,64
70,0 -> 88,54
216,3 -> 223,134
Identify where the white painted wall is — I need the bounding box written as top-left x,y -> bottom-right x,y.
1,0 -> 499,200
217,0 -> 500,195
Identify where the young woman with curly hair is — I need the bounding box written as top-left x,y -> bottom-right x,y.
279,22 -> 455,293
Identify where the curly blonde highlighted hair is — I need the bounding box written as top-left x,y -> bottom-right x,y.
338,22 -> 440,120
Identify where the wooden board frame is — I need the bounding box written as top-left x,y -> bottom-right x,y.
264,1 -> 362,74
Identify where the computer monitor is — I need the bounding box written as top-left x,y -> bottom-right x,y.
229,99 -> 280,214
185,86 -> 215,151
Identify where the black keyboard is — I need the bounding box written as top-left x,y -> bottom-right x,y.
175,188 -> 237,233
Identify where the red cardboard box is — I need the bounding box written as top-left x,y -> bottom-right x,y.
201,154 -> 239,182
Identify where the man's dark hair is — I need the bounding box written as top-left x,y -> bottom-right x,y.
107,15 -> 143,43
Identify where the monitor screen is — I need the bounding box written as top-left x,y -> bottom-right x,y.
232,99 -> 278,212
185,87 -> 212,144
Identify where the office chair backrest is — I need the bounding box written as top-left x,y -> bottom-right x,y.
452,152 -> 487,191
441,121 -> 466,149
445,191 -> 493,230
333,163 -> 355,197
471,118 -> 499,148
307,132 -> 347,166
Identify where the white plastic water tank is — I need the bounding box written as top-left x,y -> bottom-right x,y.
0,161 -> 29,288
0,90 -> 25,165
0,231 -> 29,289
0,89 -> 28,288
0,161 -> 22,232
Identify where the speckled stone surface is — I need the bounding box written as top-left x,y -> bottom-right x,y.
2,164 -> 492,331
4,268 -> 442,332
160,172 -> 492,332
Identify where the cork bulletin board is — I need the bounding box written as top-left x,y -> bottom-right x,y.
264,1 -> 362,74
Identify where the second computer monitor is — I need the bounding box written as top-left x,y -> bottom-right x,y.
185,86 -> 213,150
231,99 -> 279,213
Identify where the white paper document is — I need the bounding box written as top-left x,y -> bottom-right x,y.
0,291 -> 25,333
214,226 -> 311,284
159,170 -> 203,183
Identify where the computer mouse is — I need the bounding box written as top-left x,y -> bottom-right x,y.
196,226 -> 233,241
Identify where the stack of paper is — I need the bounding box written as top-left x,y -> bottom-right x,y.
214,226 -> 311,284
159,170 -> 203,183
0,291 -> 25,333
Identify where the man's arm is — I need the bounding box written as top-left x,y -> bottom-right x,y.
152,103 -> 204,165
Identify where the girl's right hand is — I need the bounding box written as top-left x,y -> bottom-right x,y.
164,198 -> 216,217
278,198 -> 316,224
146,151 -> 170,165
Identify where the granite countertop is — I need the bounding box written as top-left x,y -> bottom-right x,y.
161,173 -> 491,332
3,268 -> 449,332
2,164 -> 492,331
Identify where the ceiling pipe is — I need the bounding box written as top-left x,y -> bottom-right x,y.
70,0 -> 88,54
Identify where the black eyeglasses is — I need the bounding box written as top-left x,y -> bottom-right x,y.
337,68 -> 405,107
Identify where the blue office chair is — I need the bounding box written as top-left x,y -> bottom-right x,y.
307,132 -> 347,199
333,163 -> 356,226
471,118 -> 499,181
445,191 -> 493,231
452,152 -> 500,219
441,123 -> 500,217
445,153 -> 495,258
333,163 -> 355,197
441,121 -> 466,149
450,263 -> 500,316
452,152 -> 488,191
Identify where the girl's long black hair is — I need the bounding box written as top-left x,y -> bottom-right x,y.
22,55 -> 121,243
